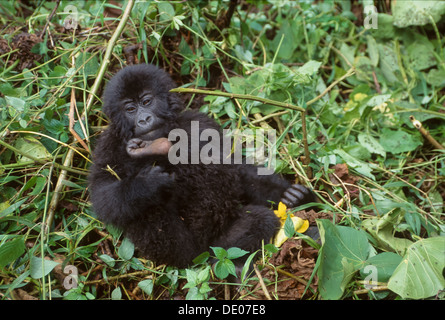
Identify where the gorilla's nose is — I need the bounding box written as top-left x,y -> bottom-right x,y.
138,115 -> 152,127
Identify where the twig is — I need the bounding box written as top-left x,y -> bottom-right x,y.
410,115 -> 444,150
305,67 -> 355,106
253,264 -> 272,300
40,0 -> 60,39
83,270 -> 154,286
69,85 -> 90,152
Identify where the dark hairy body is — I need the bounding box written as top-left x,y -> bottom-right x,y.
88,64 -> 314,268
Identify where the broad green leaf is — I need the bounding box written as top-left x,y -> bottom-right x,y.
138,279 -> 154,295
214,259 -> 234,279
158,1 -> 175,21
425,68 -> 445,88
392,0 -> 445,27
14,136 -> 52,163
0,198 -> 28,218
406,35 -> 436,71
377,44 -> 400,84
111,287 -> 122,300
380,128 -> 422,154
317,219 -> 371,300
98,254 -> 115,267
388,237 -> 445,299
193,251 -> 210,265
360,252 -> 403,282
0,237 -> 26,268
362,209 -> 413,255
358,132 -> 386,157
184,269 -> 198,287
197,266 -> 211,283
297,60 -> 322,75
30,256 -> 60,279
5,96 -> 26,111
226,247 -> 249,260
118,238 -> 134,260
370,13 -> 395,39
210,247 -> 227,260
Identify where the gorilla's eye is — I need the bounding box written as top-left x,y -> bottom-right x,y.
125,104 -> 136,113
142,98 -> 151,106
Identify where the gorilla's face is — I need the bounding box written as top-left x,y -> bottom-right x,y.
121,90 -> 167,140
102,64 -> 181,141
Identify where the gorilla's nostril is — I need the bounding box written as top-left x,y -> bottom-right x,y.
138,115 -> 151,126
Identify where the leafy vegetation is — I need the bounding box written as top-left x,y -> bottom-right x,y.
0,0 -> 444,300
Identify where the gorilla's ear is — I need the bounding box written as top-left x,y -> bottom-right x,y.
168,92 -> 184,113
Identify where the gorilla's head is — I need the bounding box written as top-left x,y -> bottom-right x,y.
102,64 -> 182,141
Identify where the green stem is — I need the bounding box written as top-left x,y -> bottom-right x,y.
170,88 -> 306,112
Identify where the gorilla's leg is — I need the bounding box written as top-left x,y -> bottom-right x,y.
211,205 -> 280,278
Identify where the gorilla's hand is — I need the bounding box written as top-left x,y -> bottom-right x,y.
280,184 -> 314,208
127,137 -> 172,158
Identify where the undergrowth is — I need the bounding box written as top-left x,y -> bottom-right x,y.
0,0 -> 444,300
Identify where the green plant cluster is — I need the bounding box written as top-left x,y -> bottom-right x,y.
0,0 -> 444,300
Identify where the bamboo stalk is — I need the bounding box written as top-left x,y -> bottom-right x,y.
85,0 -> 135,114
410,115 -> 444,150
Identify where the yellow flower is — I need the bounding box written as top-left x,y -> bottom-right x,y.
274,201 -> 288,222
273,202 -> 310,247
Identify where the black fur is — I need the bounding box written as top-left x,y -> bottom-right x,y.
89,64 -> 314,268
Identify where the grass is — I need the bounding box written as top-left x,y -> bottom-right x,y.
0,0 -> 444,300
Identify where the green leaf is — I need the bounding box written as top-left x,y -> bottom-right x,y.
5,96 -> 26,111
158,1 -> 175,21
214,259 -> 236,279
14,136 -> 52,163
241,251 -> 258,281
334,149 -> 375,180
197,266 -> 211,283
380,128 -> 423,154
111,287 -> 122,300
210,247 -> 227,260
117,238 -> 134,260
98,254 -> 115,267
284,215 -> 295,238
226,247 -> 249,260
362,208 -> 414,254
360,252 -> 403,282
392,0 -> 445,27
138,279 -> 154,295
358,132 -> 386,157
184,269 -> 198,287
388,237 -> 445,299
30,256 -> 60,279
193,251 -> 210,265
366,35 -> 379,67
0,198 -> 28,218
0,237 -> 26,268
316,219 -> 371,300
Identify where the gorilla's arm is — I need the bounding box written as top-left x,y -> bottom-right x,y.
89,165 -> 174,228
89,132 -> 174,228
239,165 -> 315,208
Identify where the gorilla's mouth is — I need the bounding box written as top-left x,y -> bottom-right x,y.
137,128 -> 165,141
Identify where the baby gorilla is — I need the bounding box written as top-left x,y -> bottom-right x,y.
89,64 -> 314,268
